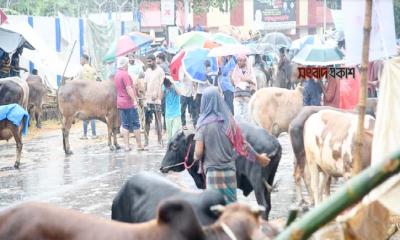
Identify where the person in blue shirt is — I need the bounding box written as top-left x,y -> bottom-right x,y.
303,78 -> 323,106
161,76 -> 183,142
218,56 -> 236,114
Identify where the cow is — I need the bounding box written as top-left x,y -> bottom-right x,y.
249,86 -> 303,137
0,200 -> 205,240
0,77 -> 30,168
26,73 -> 50,128
58,79 -> 120,155
111,172 -> 225,226
160,121 -> 282,220
303,109 -> 375,205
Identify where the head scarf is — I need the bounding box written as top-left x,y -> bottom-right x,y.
196,86 -> 248,158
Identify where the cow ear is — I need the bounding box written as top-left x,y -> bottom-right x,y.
157,200 -> 185,224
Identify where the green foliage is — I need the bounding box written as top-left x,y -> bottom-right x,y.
191,0 -> 237,14
394,0 -> 400,38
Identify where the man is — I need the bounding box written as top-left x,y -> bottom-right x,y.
219,56 -> 236,114
0,51 -> 10,78
303,77 -> 323,106
78,54 -> 98,140
161,76 -> 182,142
114,56 -> 144,152
179,68 -> 194,130
144,55 -> 165,147
156,52 -> 169,133
128,54 -> 145,131
231,55 -> 256,122
10,47 -> 28,77
276,47 -> 292,89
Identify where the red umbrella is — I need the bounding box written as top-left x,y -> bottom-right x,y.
115,32 -> 153,57
170,50 -> 186,81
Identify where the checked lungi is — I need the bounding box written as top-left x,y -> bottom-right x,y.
206,168 -> 237,204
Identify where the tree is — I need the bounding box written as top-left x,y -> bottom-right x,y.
394,0 -> 400,38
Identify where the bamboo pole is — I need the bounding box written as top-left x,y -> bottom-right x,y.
353,0 -> 373,175
274,151 -> 400,240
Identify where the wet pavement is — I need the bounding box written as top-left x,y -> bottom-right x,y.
0,122 -> 304,220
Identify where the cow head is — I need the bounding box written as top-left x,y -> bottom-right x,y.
157,199 -> 204,240
208,203 -> 266,240
160,131 -> 194,173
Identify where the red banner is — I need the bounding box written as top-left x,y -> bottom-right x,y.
0,9 -> 8,25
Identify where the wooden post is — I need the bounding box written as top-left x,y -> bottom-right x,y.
353,0 -> 373,175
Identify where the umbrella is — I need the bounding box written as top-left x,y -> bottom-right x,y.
174,31 -> 210,49
260,32 -> 292,48
290,35 -> 324,50
116,32 -> 153,57
208,44 -> 251,57
0,27 -> 35,52
210,33 -> 239,45
292,44 -> 345,66
169,49 -> 186,81
182,48 -> 218,83
245,42 -> 275,54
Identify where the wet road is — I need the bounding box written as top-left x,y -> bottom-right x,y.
0,123 -> 300,220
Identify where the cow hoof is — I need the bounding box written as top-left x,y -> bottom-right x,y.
109,145 -> 116,151
114,144 -> 121,150
14,162 -> 20,169
65,150 -> 73,155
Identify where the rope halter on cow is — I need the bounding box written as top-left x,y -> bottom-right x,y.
161,142 -> 194,170
221,222 -> 238,240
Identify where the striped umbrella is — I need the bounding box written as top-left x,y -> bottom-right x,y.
174,31 -> 210,49
210,33 -> 239,45
182,48 -> 218,83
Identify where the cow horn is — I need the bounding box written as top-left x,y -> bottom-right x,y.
210,205 -> 225,213
250,205 -> 266,213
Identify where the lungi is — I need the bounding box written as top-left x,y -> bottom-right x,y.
206,168 -> 237,204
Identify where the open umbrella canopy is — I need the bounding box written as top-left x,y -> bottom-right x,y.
210,33 -> 239,45
290,35 -> 324,50
245,42 -> 275,54
292,44 -> 345,66
260,32 -> 292,49
182,48 -> 218,83
116,32 -> 153,57
170,49 -> 186,81
0,27 -> 35,52
174,31 -> 210,49
208,44 -> 251,57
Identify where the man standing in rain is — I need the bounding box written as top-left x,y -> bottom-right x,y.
276,47 -> 292,89
78,54 -> 97,140
144,55 -> 165,147
128,53 -> 145,132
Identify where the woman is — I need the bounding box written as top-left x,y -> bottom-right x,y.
193,87 -> 269,203
231,55 -> 257,121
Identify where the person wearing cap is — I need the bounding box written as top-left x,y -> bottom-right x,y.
161,76 -> 182,142
144,54 -> 165,147
231,55 -> 256,122
114,56 -> 144,152
78,54 -> 98,140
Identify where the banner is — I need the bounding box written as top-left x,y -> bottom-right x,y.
343,0 -> 397,65
253,0 -> 296,30
0,9 -> 8,25
161,0 -> 175,25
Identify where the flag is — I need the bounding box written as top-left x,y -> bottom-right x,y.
0,9 -> 8,25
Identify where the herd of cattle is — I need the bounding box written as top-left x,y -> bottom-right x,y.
0,75 -> 378,239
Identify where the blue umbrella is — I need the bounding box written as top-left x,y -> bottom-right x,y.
290,35 -> 324,51
182,48 -> 218,83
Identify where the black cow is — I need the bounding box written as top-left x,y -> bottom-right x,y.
111,172 -> 225,226
160,121 -> 282,220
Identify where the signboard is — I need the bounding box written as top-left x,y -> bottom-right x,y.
253,0 -> 296,30
161,0 -> 175,26
343,0 -> 397,65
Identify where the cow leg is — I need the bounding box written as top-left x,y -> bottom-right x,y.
106,119 -> 114,151
253,180 -> 270,220
35,108 -> 42,129
10,125 -> 22,168
62,117 -> 73,155
302,165 -> 314,206
324,176 -> 332,199
294,163 -> 305,206
307,160 -> 320,206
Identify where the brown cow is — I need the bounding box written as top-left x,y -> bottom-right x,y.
249,86 -> 303,137
303,109 -> 375,205
58,79 -> 120,154
0,199 -> 204,240
0,200 -> 267,240
26,73 -> 50,128
0,77 -> 29,168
